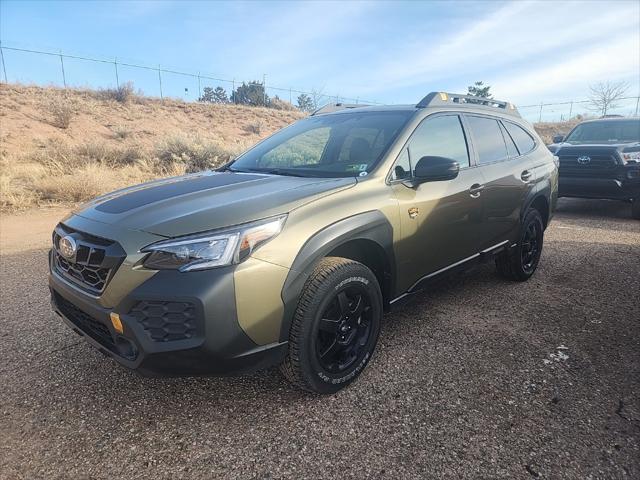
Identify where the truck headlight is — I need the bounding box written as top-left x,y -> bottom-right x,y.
141,215 -> 286,271
622,151 -> 640,164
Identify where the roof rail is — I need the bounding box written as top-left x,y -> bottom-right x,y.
311,103 -> 370,116
416,92 -> 520,117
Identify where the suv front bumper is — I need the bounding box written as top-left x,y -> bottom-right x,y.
49,250 -> 287,376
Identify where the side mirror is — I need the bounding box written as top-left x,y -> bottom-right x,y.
405,156 -> 459,187
552,134 -> 564,143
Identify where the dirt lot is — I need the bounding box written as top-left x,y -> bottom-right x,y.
0,198 -> 638,479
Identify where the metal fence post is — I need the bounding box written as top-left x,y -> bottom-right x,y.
568,100 -> 573,119
158,64 -> 163,100
59,51 -> 67,88
197,72 -> 201,101
0,46 -> 7,83
538,101 -> 543,122
114,57 -> 119,88
262,73 -> 267,106
232,78 -> 235,103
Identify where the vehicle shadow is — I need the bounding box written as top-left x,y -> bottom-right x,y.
555,197 -> 634,220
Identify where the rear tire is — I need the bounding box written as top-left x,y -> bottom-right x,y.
280,257 -> 383,394
496,208 -> 544,281
632,197 -> 640,220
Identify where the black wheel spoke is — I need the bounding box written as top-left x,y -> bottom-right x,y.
337,292 -> 350,316
319,339 -> 340,360
351,294 -> 364,317
318,317 -> 340,333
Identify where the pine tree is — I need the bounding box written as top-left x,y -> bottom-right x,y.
297,93 -> 314,112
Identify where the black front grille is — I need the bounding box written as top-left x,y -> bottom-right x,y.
53,291 -> 115,349
52,224 -> 125,295
129,301 -> 197,342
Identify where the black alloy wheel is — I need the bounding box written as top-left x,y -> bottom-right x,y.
315,285 -> 373,374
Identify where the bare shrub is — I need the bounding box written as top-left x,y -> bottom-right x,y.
97,81 -> 135,103
244,120 -> 264,135
112,125 -> 131,140
47,98 -> 74,129
33,163 -> 153,203
155,136 -> 234,173
75,141 -> 142,166
269,97 -> 296,111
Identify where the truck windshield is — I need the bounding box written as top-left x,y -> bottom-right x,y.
564,120 -> 640,144
228,110 -> 413,178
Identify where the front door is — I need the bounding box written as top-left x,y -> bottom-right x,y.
390,114 -> 485,293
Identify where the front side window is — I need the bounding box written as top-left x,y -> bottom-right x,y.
406,115 -> 470,170
466,116 -> 508,164
503,121 -> 536,154
230,111 -> 413,178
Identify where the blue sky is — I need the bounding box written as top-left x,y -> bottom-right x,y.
1,0 -> 639,120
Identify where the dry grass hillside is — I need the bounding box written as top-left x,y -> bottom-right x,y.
1,84 -> 578,212
0,84 -> 303,211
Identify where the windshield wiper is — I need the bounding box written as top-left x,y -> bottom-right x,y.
248,168 -> 308,177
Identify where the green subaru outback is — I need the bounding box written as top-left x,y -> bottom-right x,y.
49,92 -> 558,393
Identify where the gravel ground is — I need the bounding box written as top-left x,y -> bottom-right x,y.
1,198 -> 639,479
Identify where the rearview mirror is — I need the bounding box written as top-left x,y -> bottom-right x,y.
552,134 -> 564,143
405,156 -> 459,187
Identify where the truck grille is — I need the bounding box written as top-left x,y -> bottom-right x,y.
558,151 -> 620,178
52,224 -> 126,295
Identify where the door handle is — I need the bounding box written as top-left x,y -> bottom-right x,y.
469,183 -> 484,198
521,170 -> 533,182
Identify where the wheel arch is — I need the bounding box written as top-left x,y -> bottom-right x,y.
279,210 -> 395,342
523,191 -> 550,229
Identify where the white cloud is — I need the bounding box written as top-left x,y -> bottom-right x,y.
332,0 -> 639,102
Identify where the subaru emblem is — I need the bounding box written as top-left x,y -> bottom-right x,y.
59,235 -> 77,259
577,156 -> 591,165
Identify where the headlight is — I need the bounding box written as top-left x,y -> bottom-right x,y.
141,215 -> 286,271
621,151 -> 640,164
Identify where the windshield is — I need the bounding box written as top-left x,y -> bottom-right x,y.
228,110 -> 413,178
564,120 -> 640,144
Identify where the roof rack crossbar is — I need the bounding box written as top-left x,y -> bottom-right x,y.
416,92 -> 520,117
310,103 -> 370,116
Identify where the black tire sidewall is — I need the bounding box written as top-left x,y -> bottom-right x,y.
298,263 -> 382,393
516,209 -> 544,279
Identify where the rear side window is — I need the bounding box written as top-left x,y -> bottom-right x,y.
499,122 -> 519,158
407,115 -> 470,168
466,116 -> 508,164
503,121 -> 536,154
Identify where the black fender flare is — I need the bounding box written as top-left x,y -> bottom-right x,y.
522,182 -> 552,229
279,210 -> 395,342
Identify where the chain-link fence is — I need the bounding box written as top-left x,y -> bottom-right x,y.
0,44 -> 381,108
519,97 -> 639,123
1,44 -> 638,121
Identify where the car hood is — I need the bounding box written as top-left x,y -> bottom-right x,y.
548,141 -> 640,154
72,171 -> 356,237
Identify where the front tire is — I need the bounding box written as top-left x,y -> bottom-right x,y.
280,257 -> 383,394
496,208 -> 545,281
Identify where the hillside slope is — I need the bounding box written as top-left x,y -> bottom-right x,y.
0,84 -> 303,211
0,84 -> 576,212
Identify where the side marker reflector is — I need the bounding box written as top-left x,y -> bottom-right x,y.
110,312 -> 124,334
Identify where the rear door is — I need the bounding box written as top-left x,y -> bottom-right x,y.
463,115 -> 536,249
